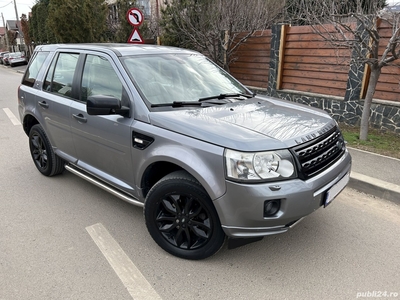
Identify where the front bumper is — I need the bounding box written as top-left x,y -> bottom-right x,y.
213,150 -> 351,238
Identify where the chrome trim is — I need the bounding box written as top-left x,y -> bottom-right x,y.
222,225 -> 286,230
288,217 -> 305,229
65,165 -> 144,207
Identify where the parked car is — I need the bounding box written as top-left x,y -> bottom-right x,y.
0,51 -> 9,64
2,53 -> 10,65
8,52 -> 28,67
18,44 -> 351,260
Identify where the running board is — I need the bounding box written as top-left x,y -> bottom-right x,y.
65,164 -> 144,208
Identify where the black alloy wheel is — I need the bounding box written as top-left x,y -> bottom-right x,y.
28,124 -> 64,176
144,171 -> 225,260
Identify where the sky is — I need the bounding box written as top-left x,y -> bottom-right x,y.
0,0 -> 400,26
0,0 -> 35,24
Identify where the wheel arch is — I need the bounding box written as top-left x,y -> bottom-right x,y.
140,161 -> 183,199
140,151 -> 226,202
22,114 -> 40,136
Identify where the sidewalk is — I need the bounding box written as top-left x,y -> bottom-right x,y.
347,147 -> 400,204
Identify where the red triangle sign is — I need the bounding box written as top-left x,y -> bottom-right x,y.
128,28 -> 144,44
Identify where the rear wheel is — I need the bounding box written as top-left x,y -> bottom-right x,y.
29,124 -> 64,176
144,171 -> 225,260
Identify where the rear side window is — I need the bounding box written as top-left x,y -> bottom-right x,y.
21,51 -> 49,87
43,53 -> 79,98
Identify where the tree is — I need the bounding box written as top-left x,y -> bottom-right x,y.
29,0 -> 58,44
20,15 -> 31,45
46,0 -> 108,43
283,0 -> 386,25
160,0 -> 285,70
7,30 -> 17,47
291,0 -> 397,140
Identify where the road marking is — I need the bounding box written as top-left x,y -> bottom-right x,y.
2,108 -> 21,126
86,223 -> 162,300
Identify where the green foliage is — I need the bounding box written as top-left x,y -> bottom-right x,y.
29,0 -> 108,44
47,0 -> 108,43
29,0 -> 57,44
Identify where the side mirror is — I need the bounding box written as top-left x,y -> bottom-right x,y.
87,95 -> 129,116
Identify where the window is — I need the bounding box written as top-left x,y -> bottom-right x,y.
80,54 -> 124,103
137,0 -> 151,18
22,51 -> 49,87
43,53 -> 79,97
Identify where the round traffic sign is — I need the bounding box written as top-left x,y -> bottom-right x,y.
126,8 -> 144,26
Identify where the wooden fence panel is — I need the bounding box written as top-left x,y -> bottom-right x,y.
374,20 -> 400,102
280,24 -> 352,97
229,30 -> 272,89
229,22 -> 399,103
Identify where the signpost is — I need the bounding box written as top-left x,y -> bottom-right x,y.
126,8 -> 144,44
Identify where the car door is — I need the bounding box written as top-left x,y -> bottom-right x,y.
35,52 -> 80,161
70,53 -> 135,193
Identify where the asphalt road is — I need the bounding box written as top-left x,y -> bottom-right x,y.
1,65 -> 399,300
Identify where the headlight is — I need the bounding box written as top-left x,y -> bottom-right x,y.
225,149 -> 297,182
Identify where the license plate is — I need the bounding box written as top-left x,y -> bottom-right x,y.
324,172 -> 350,207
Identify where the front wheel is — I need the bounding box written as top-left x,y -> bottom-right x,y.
144,171 -> 225,260
29,124 -> 64,176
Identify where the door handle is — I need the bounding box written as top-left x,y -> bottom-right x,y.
38,101 -> 49,108
72,113 -> 87,123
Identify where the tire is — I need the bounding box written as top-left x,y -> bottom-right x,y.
144,171 -> 225,260
29,124 -> 65,176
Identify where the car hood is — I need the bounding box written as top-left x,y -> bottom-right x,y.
149,96 -> 336,151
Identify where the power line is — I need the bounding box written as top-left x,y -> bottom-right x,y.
0,1 -> 12,9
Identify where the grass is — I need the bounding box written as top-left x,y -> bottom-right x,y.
339,123 -> 400,159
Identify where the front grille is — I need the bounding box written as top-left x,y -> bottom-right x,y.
291,126 -> 346,179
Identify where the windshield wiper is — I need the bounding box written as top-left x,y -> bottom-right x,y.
150,93 -> 255,108
151,101 -> 202,108
198,93 -> 254,102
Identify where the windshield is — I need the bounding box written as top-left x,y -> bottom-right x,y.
120,54 -> 250,105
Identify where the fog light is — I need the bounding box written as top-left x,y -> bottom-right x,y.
264,200 -> 280,217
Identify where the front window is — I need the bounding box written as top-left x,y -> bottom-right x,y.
80,54 -> 124,103
120,54 -> 250,105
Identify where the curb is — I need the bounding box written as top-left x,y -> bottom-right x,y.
349,171 -> 400,205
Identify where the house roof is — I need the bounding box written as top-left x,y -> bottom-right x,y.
6,20 -> 20,31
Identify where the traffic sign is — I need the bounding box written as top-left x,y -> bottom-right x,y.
127,28 -> 144,44
126,8 -> 144,27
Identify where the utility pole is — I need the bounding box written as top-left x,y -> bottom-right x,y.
1,12 -> 10,51
13,0 -> 23,50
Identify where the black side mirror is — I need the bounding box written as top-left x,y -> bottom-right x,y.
87,95 -> 129,116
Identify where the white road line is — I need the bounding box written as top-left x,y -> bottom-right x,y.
86,223 -> 162,300
2,108 -> 21,126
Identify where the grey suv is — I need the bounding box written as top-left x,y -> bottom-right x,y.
18,44 -> 351,260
